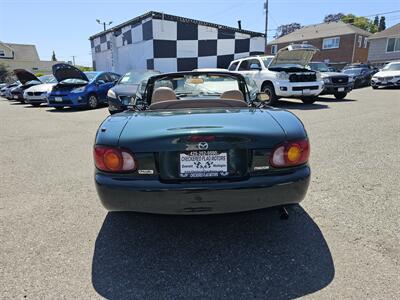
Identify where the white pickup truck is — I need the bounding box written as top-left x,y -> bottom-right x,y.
228,44 -> 324,105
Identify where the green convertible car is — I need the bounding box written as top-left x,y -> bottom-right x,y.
94,71 -> 310,215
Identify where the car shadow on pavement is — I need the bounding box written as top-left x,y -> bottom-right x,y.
45,105 -> 106,113
314,96 -> 357,103
92,205 -> 334,299
277,100 -> 329,110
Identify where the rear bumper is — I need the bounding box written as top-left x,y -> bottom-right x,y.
95,166 -> 311,214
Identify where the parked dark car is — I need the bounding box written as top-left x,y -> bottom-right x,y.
94,71 -> 311,215
107,70 -> 160,114
309,62 -> 353,99
342,68 -> 372,88
11,70 -> 43,102
47,63 -> 120,110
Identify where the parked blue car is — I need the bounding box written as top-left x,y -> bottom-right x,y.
47,63 -> 120,110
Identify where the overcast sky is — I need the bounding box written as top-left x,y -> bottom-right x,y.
1,0 -> 399,66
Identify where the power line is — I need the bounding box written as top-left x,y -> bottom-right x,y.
362,10 -> 400,18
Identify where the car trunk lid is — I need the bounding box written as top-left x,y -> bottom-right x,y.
119,108 -> 286,180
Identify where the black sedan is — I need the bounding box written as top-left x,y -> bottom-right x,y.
342,68 -> 372,88
107,70 -> 160,114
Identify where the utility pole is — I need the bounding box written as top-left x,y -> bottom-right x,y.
264,0 -> 269,49
96,19 -> 113,31
71,56 -> 76,66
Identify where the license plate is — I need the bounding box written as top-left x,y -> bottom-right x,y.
179,151 -> 228,178
338,87 -> 345,92
55,97 -> 63,102
13,95 -> 18,99
302,89 -> 310,94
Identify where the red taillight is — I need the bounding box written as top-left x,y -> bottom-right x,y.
270,139 -> 310,168
94,145 -> 137,172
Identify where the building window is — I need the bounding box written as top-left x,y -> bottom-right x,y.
387,37 -> 400,53
0,50 -> 5,57
358,35 -> 363,47
322,37 -> 340,49
271,45 -> 277,54
364,38 -> 368,48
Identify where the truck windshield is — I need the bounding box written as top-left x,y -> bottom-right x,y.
309,63 -> 330,72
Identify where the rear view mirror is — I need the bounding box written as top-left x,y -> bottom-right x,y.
256,92 -> 269,102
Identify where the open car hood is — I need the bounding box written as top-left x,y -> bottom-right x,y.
13,69 -> 40,85
52,63 -> 89,82
269,44 -> 319,68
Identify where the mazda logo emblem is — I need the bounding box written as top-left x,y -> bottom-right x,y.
198,142 -> 208,150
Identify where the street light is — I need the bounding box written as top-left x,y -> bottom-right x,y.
96,19 -> 113,31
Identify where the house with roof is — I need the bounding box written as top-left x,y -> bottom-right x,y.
0,42 -> 60,74
367,23 -> 400,65
266,21 -> 371,68
89,11 -> 266,74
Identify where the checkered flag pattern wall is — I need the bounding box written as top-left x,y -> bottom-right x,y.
91,12 -> 265,73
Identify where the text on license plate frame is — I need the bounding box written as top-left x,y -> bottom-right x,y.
179,151 -> 228,178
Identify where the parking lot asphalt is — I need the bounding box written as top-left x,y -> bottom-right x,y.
0,88 -> 399,299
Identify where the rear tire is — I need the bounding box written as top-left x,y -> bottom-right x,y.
301,96 -> 317,104
87,94 -> 98,109
334,92 -> 347,100
55,106 -> 64,110
372,86 -> 378,90
262,83 -> 279,106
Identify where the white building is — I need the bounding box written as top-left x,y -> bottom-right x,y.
89,11 -> 265,74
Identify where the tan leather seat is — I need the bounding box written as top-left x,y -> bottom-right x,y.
151,87 -> 177,104
150,99 -> 248,110
220,90 -> 244,101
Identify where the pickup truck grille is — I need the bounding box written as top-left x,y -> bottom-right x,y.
289,73 -> 317,82
331,76 -> 349,84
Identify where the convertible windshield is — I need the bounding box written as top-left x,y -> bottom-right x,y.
120,70 -> 159,84
382,63 -> 400,71
153,74 -> 240,98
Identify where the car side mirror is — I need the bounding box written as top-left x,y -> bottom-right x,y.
255,92 -> 270,103
97,80 -> 106,85
250,64 -> 261,71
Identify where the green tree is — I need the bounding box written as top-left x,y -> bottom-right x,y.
378,16 -> 386,31
373,16 -> 379,27
77,66 -> 93,72
51,50 -> 57,61
0,63 -> 10,82
341,14 -> 378,33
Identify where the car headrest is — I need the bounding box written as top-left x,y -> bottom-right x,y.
151,87 -> 177,104
220,90 -> 244,101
